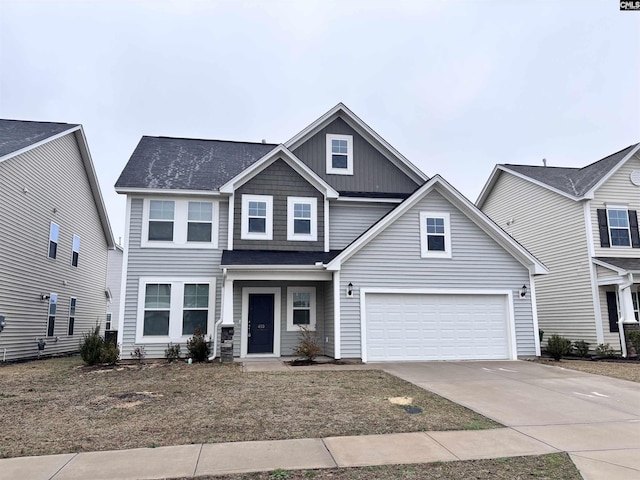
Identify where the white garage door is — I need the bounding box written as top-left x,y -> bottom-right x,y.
365,293 -> 510,361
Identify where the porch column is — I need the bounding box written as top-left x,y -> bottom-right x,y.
619,285 -> 636,324
222,277 -> 234,325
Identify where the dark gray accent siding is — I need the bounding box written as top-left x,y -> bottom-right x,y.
293,117 -> 420,194
0,134 -> 109,361
329,201 -> 396,249
234,159 -> 325,251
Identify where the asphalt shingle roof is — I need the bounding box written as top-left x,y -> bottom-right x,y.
0,119 -> 77,158
595,257 -> 640,273
115,136 -> 277,191
502,144 -> 639,198
221,250 -> 342,266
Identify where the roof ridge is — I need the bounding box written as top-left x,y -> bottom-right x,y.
144,135 -> 278,146
0,118 -> 77,127
577,143 -> 639,172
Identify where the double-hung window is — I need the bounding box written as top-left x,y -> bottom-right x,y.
148,200 -> 175,241
182,284 -> 209,335
419,212 -> 452,258
326,134 -> 353,175
187,202 -> 213,242
287,197 -> 317,241
143,199 -> 218,248
68,298 -> 76,335
143,284 -> 172,336
47,293 -> 57,337
241,195 -> 273,240
607,209 -> 631,247
48,223 -> 59,259
287,287 -> 316,331
71,235 -> 80,267
633,291 -> 639,322
105,312 -> 112,331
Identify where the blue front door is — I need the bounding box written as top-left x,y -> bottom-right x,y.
248,294 -> 275,354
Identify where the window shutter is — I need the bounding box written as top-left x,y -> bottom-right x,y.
628,210 -> 640,248
606,291 -> 619,333
597,209 -> 610,248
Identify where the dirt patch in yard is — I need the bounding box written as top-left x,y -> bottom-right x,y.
0,357 -> 499,458
535,358 -> 640,383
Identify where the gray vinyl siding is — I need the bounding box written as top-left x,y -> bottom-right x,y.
329,201 -> 396,249
234,159 -> 325,251
323,281 -> 335,358
106,248 -> 123,330
482,173 -> 598,346
231,281 -> 329,357
293,117 -> 420,194
0,134 -> 109,361
591,152 -> 640,258
120,196 -> 227,358
339,190 -> 536,359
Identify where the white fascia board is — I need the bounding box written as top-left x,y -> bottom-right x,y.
0,125 -> 80,164
115,187 -> 223,196
219,145 -> 339,199
476,164 -> 502,208
585,144 -> 640,197
592,258 -> 630,276
335,196 -> 404,204
220,264 -> 326,271
284,103 -> 428,184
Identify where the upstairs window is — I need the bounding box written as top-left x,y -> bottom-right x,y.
287,287 -> 316,331
597,207 -> 640,248
48,223 -> 59,259
148,200 -> 175,241
287,197 -> 318,241
71,235 -> 80,267
419,212 -> 452,258
241,194 -> 273,240
608,209 -> 631,247
68,297 -> 76,336
47,293 -> 57,337
326,134 -> 353,175
187,202 -> 213,242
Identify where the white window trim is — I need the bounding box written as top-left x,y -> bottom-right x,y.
241,194 -> 273,240
71,234 -> 80,267
106,312 -> 112,331
135,277 -> 216,344
47,293 -> 58,337
606,206 -> 632,248
141,198 -> 219,249
48,222 -> 59,259
419,211 -> 452,258
68,297 -> 77,335
326,134 -> 354,175
286,287 -> 316,332
287,197 -> 318,241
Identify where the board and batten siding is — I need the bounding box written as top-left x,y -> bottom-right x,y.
339,190 -> 536,359
120,196 -> 227,358
293,117 -> 420,194
482,173 -> 598,346
329,201 -> 396,249
0,133 -> 109,361
233,159 -> 325,251
591,152 -> 640,258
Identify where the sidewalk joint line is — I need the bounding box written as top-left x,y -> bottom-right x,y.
192,443 -> 204,478
422,431 -> 461,461
569,452 -> 640,472
321,437 -> 340,468
508,427 -> 562,453
49,452 -> 78,480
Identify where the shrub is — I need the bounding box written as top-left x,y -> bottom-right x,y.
187,327 -> 211,362
80,325 -> 104,366
595,343 -> 616,358
100,342 -> 120,364
164,343 -> 181,362
573,340 -> 590,358
546,334 -> 572,361
130,345 -> 146,363
293,326 -> 322,362
627,330 -> 640,359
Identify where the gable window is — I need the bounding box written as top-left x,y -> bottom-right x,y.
47,293 -> 57,337
597,208 -> 640,248
287,287 -> 316,331
241,194 -> 273,240
106,312 -> 112,331
143,284 -> 171,336
326,134 -> 353,175
68,297 -> 76,336
71,235 -> 80,267
419,212 -> 452,258
182,284 -> 209,335
187,202 -> 213,242
148,200 -> 175,241
287,197 -> 318,241
48,222 -> 59,259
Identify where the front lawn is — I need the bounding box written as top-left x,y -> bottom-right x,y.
0,357 -> 499,458
536,358 -> 640,383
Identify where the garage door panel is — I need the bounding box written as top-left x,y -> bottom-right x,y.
365,293 -> 510,361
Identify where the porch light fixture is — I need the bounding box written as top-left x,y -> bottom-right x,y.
40,294 -> 50,302
520,285 -> 527,298
347,282 -> 354,297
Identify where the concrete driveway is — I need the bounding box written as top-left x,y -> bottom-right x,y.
377,360 -> 640,480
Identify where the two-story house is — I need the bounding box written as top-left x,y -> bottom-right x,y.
115,104 -> 547,362
478,143 -> 640,356
0,120 -> 115,361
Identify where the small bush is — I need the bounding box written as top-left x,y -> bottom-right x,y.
80,325 -> 104,366
293,326 -> 322,362
187,327 -> 211,362
595,343 -> 616,358
546,334 -> 572,361
573,340 -> 590,358
130,345 -> 146,363
164,343 -> 181,362
100,342 -> 120,364
627,330 -> 640,359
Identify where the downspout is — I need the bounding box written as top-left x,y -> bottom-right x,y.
617,272 -> 633,358
208,268 -> 227,361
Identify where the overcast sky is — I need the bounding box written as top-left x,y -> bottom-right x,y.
1,0 -> 639,242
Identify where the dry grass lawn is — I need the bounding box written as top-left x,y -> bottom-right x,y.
536,359 -> 640,383
0,357 -> 499,458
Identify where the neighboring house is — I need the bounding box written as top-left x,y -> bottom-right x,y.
0,120 -> 115,361
115,104 -> 547,362
106,244 -> 124,332
478,144 -> 640,356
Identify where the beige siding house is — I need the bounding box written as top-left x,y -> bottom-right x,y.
0,120 -> 115,361
478,143 -> 640,355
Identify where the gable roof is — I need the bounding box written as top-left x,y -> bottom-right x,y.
115,136 -> 277,193
477,143 -> 640,206
593,257 -> 640,275
0,119 -> 115,248
285,103 -> 428,185
327,174 -> 548,275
